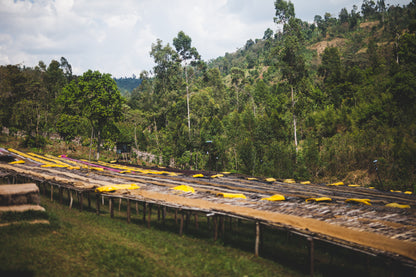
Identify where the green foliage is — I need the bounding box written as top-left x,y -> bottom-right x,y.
1,1 -> 415,189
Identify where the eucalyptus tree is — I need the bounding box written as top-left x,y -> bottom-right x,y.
275,0 -> 307,152
173,31 -> 201,137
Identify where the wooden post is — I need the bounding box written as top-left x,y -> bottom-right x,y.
194,213 -> 199,230
50,184 -> 53,201
96,193 -> 100,215
157,205 -> 161,222
185,211 -> 190,231
220,216 -> 225,239
136,202 -> 139,215
308,237 -> 314,277
79,192 -> 83,212
109,197 -> 114,218
179,211 -> 184,235
162,206 -> 166,225
147,204 -> 152,228
214,215 -> 218,241
69,190 -> 73,209
175,209 -> 178,224
87,192 -> 91,208
127,199 -> 131,224
118,198 -> 122,211
255,221 -> 260,257
59,187 -> 63,204
143,203 -> 147,223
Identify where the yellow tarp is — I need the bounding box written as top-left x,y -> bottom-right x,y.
345,198 -> 371,205
193,174 -> 204,178
265,178 -> 276,182
327,182 -> 344,186
405,191 -> 413,195
171,185 -> 195,193
306,197 -> 332,203
261,194 -> 285,201
222,172 -> 231,175
283,179 -> 295,184
211,174 -> 224,178
300,181 -> 311,185
385,203 -> 411,209
217,193 -> 246,199
9,160 -> 25,164
348,184 -> 361,187
247,177 -> 258,181
390,190 -> 402,193
95,184 -> 140,193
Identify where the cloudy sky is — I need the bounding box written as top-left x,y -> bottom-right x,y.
0,0 -> 411,78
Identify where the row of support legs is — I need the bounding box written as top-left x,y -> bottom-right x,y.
21,176 -> 318,276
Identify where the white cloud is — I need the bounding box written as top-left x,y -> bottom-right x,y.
0,0 -> 412,77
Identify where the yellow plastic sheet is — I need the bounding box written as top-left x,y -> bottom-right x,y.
9,160 -> 25,164
193,174 -> 204,178
405,191 -> 413,195
172,185 -> 195,193
345,198 -> 371,205
95,184 -> 140,192
283,179 -> 295,184
261,194 -> 285,201
265,178 -> 276,182
247,177 -> 258,181
327,182 -> 344,186
385,203 -> 410,209
390,190 -> 402,193
300,181 -> 311,185
211,174 -> 224,178
217,193 -> 246,199
348,184 -> 361,187
306,197 -> 332,203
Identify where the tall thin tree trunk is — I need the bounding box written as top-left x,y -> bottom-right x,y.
291,86 -> 298,152
185,66 -> 191,138
89,125 -> 94,161
96,129 -> 101,160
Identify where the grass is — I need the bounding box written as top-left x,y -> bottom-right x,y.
0,195 -> 304,277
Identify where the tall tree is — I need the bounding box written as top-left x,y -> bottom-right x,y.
173,31 -> 201,138
59,70 -> 123,160
276,2 -> 307,152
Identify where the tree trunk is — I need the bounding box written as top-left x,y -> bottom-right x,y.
96,128 -> 101,160
291,86 -> 298,152
185,66 -> 191,138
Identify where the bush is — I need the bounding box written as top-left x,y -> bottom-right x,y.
21,135 -> 47,148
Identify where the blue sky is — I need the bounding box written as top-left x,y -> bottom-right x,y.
0,0 -> 411,77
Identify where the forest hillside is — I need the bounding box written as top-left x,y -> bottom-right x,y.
1,0 -> 415,192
